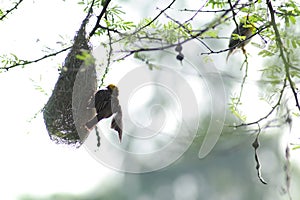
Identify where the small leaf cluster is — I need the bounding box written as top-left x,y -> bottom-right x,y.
229,97 -> 247,121
104,5 -> 136,31
0,53 -> 22,71
75,50 -> 95,66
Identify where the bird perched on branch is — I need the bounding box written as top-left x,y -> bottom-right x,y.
226,16 -> 256,61
85,84 -> 123,142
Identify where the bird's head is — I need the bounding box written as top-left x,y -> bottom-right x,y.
107,84 -> 119,95
107,84 -> 117,90
240,15 -> 256,33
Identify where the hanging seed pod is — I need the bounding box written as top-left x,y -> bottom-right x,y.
176,52 -> 184,61
175,44 -> 183,52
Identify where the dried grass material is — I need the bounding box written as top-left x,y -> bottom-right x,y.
43,17 -> 97,147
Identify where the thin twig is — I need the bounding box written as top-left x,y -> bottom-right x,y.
235,78 -> 287,127
0,47 -> 71,71
99,12 -> 113,88
1,0 -> 96,71
179,0 -> 259,13
201,24 -> 270,55
85,0 -> 96,21
180,8 -> 229,13
131,0 -> 176,36
162,11 -> 215,52
183,0 -> 209,24
110,0 -> 176,46
116,7 -> 234,61
98,24 -> 124,34
233,54 -> 249,112
228,0 -> 240,34
0,0 -> 24,21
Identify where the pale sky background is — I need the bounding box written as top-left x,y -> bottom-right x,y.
1,0 -> 300,199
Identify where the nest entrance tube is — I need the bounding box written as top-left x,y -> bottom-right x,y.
43,16 -> 97,147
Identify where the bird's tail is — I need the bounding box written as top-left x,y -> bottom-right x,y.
226,49 -> 233,62
111,111 -> 123,142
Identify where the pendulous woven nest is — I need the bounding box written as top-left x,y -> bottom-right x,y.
43,16 -> 97,147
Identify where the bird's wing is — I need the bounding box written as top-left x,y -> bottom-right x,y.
94,90 -> 112,111
111,96 -> 121,113
229,23 -> 253,48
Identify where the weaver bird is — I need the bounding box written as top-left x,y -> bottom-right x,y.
86,84 -> 123,142
226,16 -> 255,61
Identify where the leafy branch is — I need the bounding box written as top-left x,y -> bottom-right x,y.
113,2 -> 236,61
89,0 -> 112,38
130,0 -> 176,36
267,0 -> 300,111
235,78 -> 287,128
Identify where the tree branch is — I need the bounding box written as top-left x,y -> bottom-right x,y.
114,7 -> 233,61
201,24 -> 270,55
99,11 -> 113,88
89,0 -> 112,38
0,0 -> 24,21
0,47 -> 71,71
228,0 -> 240,33
1,0 -> 96,71
180,0 -> 259,13
131,0 -> 176,36
233,55 -> 249,112
183,0 -> 209,24
267,0 -> 300,111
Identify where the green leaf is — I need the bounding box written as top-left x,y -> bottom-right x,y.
202,30 -> 218,38
292,39 -> 297,48
76,50 -> 95,65
289,16 -> 296,24
258,50 -> 274,57
292,145 -> 300,150
231,33 -> 246,41
228,97 -> 247,121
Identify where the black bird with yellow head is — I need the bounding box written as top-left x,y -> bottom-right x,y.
86,84 -> 123,142
226,16 -> 256,61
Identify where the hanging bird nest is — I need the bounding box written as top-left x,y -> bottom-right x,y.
43,15 -> 97,147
